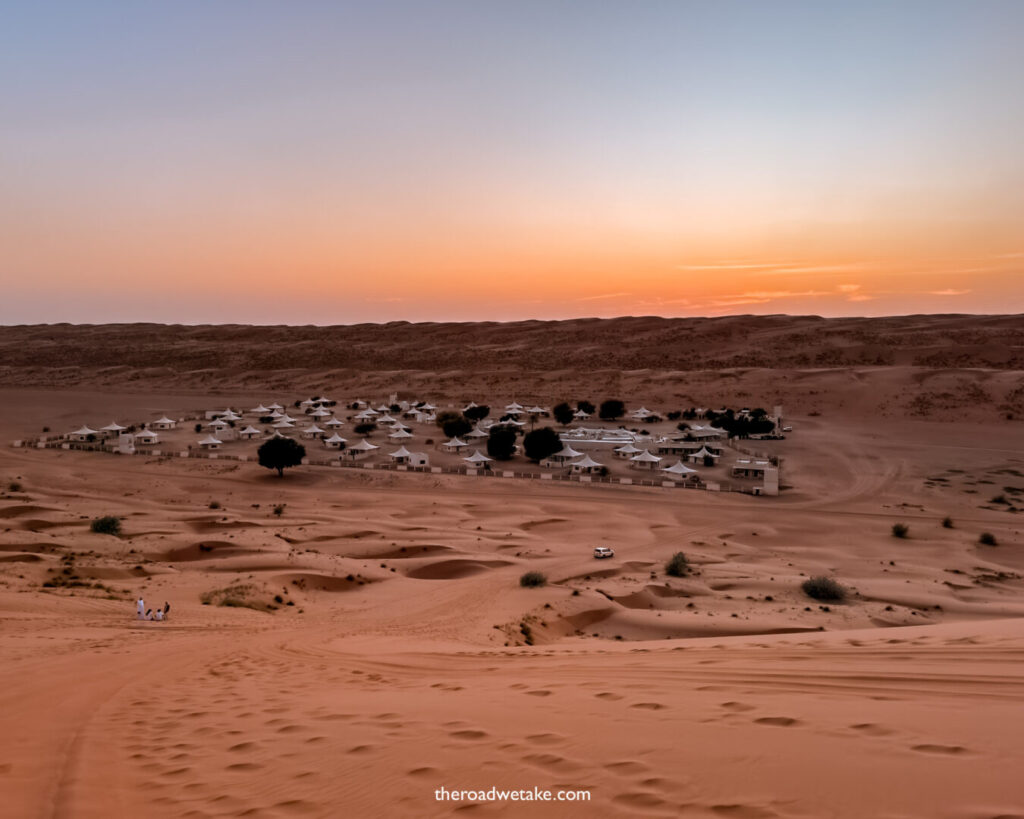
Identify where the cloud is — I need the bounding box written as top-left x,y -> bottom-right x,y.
928,288 -> 972,296
577,292 -> 631,301
740,290 -> 829,299
846,294 -> 875,302
837,284 -> 861,293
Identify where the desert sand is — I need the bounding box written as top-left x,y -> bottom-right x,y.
2,317 -> 1023,818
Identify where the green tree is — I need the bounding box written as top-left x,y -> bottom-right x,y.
486,425 -> 517,460
464,405 -> 491,422
523,427 -> 563,462
436,410 -> 472,438
599,399 -> 625,420
552,402 -> 574,426
258,437 -> 306,477
354,422 -> 377,436
577,400 -> 596,415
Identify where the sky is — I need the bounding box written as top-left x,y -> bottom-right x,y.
2,0 -> 1023,324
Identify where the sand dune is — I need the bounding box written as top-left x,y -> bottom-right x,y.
1,318 -> 1023,816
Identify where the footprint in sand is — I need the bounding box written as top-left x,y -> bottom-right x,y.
595,692 -> 623,701
525,733 -> 564,746
911,744 -> 970,755
525,690 -> 552,697
449,730 -> 488,741
850,723 -> 894,737
347,744 -> 375,754
630,702 -> 666,710
754,717 -> 799,727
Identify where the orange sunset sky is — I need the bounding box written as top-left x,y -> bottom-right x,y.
2,1 -> 1023,323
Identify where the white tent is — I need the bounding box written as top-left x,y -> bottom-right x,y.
466,428 -> 488,439
688,446 -> 720,462
198,435 -> 222,448
571,453 -> 604,473
303,424 -> 325,438
662,460 -> 698,477
630,449 -> 662,469
239,425 -> 262,439
324,433 -> 347,449
101,421 -> 126,434
502,417 -> 525,427
389,428 -> 413,439
152,416 -> 176,429
573,409 -> 591,419
278,413 -> 295,423
527,405 -> 546,414
614,442 -> 642,458
220,410 -> 242,421
267,403 -> 283,411
134,429 -> 159,444
442,436 -> 468,451
70,425 -> 99,440
273,420 -> 295,429
549,445 -> 582,462
349,438 -> 379,451
310,407 -> 331,418
324,416 -> 344,427
250,404 -> 270,414
464,449 -> 492,464
389,446 -> 413,461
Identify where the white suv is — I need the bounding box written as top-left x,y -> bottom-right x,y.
593,546 -> 615,559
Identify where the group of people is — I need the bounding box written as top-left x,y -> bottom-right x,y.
136,598 -> 171,622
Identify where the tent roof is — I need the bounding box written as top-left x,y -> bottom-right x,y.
615,443 -> 642,453
444,437 -> 468,447
464,449 -> 492,462
325,433 -> 347,443
389,429 -> 413,438
240,425 -> 262,434
389,446 -> 413,458
155,416 -> 175,424
72,425 -> 98,435
101,422 -> 126,431
555,445 -> 583,458
663,460 -> 697,474
350,438 -> 379,450
573,454 -> 604,468
199,435 -> 222,445
631,449 -> 662,462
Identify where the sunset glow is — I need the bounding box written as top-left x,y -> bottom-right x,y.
2,1 -> 1022,323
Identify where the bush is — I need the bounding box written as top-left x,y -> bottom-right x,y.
523,427 -> 563,462
354,422 -> 377,436
273,504 -> 285,517
209,501 -> 221,510
257,437 -> 306,477
577,400 -> 595,415
520,571 -> 547,588
990,494 -> 1009,505
891,523 -> 909,538
979,532 -> 998,546
464,405 -> 490,422
8,481 -> 22,492
802,576 -> 846,602
90,516 -> 122,535
665,552 -> 689,577
436,410 -> 472,439
942,516 -> 954,529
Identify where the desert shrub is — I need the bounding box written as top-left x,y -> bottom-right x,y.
464,404 -> 490,422
990,494 -> 1009,505
665,551 -> 689,577
979,532 -> 998,546
200,583 -> 271,611
90,516 -> 122,535
208,500 -> 221,509
8,481 -> 22,492
942,516 -> 954,528
520,571 -> 547,588
891,523 -> 909,538
577,400 -> 595,415
272,504 -> 285,517
802,576 -> 846,602
354,422 -> 377,436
